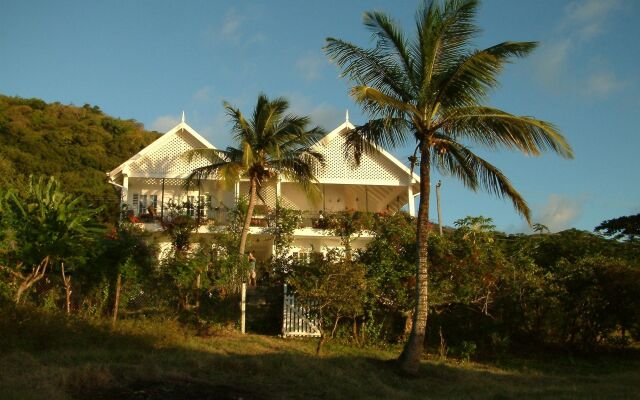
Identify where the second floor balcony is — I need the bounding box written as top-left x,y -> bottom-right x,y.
128,203 -> 390,238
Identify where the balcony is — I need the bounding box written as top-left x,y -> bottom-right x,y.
128,203 -> 378,238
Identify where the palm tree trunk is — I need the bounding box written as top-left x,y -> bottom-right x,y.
398,146 -> 431,376
238,178 -> 257,256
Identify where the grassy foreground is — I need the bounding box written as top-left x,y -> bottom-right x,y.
0,308 -> 638,400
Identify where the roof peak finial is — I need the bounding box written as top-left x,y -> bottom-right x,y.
345,109 -> 349,123
181,111 -> 185,123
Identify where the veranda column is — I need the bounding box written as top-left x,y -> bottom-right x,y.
273,178 -> 282,257
120,174 -> 129,221
407,184 -> 415,217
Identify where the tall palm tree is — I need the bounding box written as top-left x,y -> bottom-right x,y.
325,0 -> 573,375
185,94 -> 325,257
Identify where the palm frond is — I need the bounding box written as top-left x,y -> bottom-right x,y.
439,106 -> 573,158
435,41 -> 538,109
434,139 -> 531,223
350,86 -> 419,118
363,10 -> 417,88
342,118 -> 411,165
324,38 -> 412,102
415,0 -> 480,105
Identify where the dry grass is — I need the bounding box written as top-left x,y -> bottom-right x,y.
0,308 -> 639,399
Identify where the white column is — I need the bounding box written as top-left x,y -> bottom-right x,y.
234,181 -> 240,202
241,282 -> 247,334
120,174 -> 129,221
276,178 -> 282,199
407,184 -> 415,217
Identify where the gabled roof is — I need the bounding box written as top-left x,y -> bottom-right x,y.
107,114 -> 420,188
312,120 -> 420,185
107,120 -> 216,180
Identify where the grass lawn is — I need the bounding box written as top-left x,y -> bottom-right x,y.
0,308 -> 638,399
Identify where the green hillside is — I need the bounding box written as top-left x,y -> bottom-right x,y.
0,94 -> 160,221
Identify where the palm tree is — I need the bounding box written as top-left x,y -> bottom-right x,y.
325,0 -> 573,375
184,94 -> 325,257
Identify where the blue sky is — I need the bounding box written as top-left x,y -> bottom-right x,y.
1,0 -> 639,233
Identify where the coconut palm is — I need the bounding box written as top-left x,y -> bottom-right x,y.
184,94 -> 325,257
325,0 -> 573,374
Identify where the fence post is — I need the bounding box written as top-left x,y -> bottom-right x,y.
241,282 -> 246,334
282,284 -> 287,337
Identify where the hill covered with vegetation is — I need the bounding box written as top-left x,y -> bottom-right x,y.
0,94 -> 160,220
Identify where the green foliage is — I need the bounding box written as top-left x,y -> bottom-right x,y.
183,93 -> 326,256
325,0 -> 573,372
161,214 -> 201,253
359,212 -> 416,326
552,256 -> 640,348
1,176 -> 103,267
533,228 -> 637,268
357,214 -> 640,353
327,210 -> 373,255
0,94 -> 159,222
0,176 -> 104,303
290,250 -> 367,333
266,201 -> 302,260
595,213 -> 640,241
89,220 -> 158,316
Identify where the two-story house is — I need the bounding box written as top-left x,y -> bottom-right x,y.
107,113 -> 420,260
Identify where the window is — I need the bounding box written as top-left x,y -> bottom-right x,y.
132,194 -> 139,215
292,251 -> 310,264
138,194 -> 147,215
186,195 -> 195,216
199,195 -> 206,218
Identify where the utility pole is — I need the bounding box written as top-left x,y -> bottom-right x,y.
436,180 -> 443,236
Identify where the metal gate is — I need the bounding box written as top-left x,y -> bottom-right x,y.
282,284 -> 321,337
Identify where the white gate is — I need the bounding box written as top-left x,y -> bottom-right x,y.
282,284 -> 321,337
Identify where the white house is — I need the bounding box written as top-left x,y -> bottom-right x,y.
107,113 -> 420,260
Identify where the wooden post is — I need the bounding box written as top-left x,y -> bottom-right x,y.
436,180 -> 443,235
365,186 -> 369,213
407,184 -> 415,217
282,284 -> 287,336
241,282 -> 247,334
160,178 -> 165,220
61,263 -> 72,316
120,174 -> 128,222
112,273 -> 122,328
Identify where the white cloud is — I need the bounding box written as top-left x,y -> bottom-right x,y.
287,93 -> 344,131
534,194 -> 584,232
586,71 -> 625,97
150,115 -> 179,132
193,86 -> 211,102
535,0 -> 624,96
295,53 -> 326,82
209,7 -> 265,47
220,9 -> 242,38
536,39 -> 571,88
565,0 -> 620,40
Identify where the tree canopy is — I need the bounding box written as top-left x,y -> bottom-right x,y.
595,213 -> 640,241
324,0 -> 573,375
0,94 -> 160,221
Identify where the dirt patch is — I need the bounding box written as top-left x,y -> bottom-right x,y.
73,378 -> 268,400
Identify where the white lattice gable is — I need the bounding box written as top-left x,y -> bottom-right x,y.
108,121 -> 218,180
310,122 -> 420,186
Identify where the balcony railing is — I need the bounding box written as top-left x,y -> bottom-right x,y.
129,205 -> 380,232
